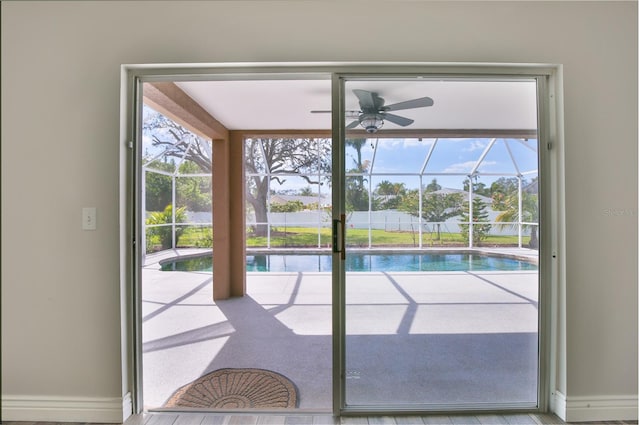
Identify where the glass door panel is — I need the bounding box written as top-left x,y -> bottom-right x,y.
340,77 -> 541,410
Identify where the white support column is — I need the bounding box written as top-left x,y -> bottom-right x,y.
368,176 -> 372,249
468,176 -> 473,248
171,174 -> 176,249
259,141 -> 271,249
418,175 -> 423,249
141,169 -> 147,262
518,175 -> 523,248
317,139 -> 322,249
368,139 -> 378,249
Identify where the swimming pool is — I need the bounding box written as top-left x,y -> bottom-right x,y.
160,252 -> 537,272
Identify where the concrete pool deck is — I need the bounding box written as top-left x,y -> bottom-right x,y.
141,248 -> 540,411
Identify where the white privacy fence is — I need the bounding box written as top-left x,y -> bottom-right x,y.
248,209 -> 538,249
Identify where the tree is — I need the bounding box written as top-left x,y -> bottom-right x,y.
144,107 -> 332,237
345,138 -> 371,211
347,138 -> 367,172
245,138 -> 331,236
463,176 -> 490,197
490,177 -> 520,211
299,186 -> 315,196
495,190 -> 539,249
143,105 -> 212,213
459,197 -> 492,246
144,160 -> 174,211
375,180 -> 406,210
176,161 -> 212,212
270,200 -> 305,213
400,189 -> 463,240
143,106 -> 212,173
425,178 -> 442,192
346,174 -> 371,211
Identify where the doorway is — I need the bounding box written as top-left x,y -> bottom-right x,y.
137,77 -> 335,411
334,75 -> 545,413
127,64 -> 553,415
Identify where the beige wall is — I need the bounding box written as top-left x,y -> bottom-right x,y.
1,1 -> 636,421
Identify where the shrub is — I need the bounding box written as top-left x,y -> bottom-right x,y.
146,204 -> 187,250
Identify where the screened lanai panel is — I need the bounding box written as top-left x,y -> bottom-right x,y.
305,138 -> 332,174
368,138 -> 433,174
141,103 -> 213,253
345,139 -> 374,174
423,138 -> 491,174
245,137 -> 333,249
269,175 -> 331,248
474,139 -> 538,175
142,104 -> 213,174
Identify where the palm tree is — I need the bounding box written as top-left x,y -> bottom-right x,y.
375,180 -> 407,210
346,139 -> 370,211
146,204 -> 187,251
495,191 -> 539,248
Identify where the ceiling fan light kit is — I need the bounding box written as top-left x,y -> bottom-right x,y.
311,89 -> 434,134
359,114 -> 385,133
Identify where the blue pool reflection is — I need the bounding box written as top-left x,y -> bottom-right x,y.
161,253 -> 537,272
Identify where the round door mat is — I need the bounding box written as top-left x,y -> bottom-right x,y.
164,368 -> 298,409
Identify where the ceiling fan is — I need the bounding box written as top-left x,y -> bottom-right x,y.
311,89 -> 434,133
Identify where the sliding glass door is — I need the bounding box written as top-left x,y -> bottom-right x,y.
129,64 -> 552,415
334,76 -> 543,412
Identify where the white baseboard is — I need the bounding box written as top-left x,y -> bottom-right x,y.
122,391 -> 133,422
549,391 -> 567,421
1,394 -> 131,423
562,394 -> 638,422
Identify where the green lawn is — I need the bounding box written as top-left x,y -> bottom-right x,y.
246,226 -> 530,248
146,225 -> 213,253
147,225 -> 531,253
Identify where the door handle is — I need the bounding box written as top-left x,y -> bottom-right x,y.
332,214 -> 346,260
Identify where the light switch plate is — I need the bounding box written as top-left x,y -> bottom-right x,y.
82,207 -> 97,230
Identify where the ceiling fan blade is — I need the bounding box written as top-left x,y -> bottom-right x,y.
384,96 -> 434,111
311,110 -> 361,122
353,89 -> 378,111
311,110 -> 361,117
345,111 -> 361,119
383,113 -> 414,127
346,120 -> 360,129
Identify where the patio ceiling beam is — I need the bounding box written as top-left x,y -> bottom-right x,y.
345,128 -> 538,139
143,82 -> 229,141
240,130 -> 332,138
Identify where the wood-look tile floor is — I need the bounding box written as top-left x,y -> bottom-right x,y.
2,412 -> 637,425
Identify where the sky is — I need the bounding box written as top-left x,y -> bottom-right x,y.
352,137 -> 539,191
142,104 -> 539,194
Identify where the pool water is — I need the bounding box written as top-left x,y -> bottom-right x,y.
160,253 -> 537,272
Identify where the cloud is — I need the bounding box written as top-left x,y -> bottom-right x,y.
462,140 -> 487,152
443,160 -> 497,173
443,161 -> 476,173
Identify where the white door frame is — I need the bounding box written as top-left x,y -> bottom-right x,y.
120,62 -> 565,417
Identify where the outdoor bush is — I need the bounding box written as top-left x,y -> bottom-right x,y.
146,204 -> 187,250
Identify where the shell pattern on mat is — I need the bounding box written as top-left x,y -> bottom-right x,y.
164,368 -> 298,409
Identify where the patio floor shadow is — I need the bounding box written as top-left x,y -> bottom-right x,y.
142,252 -> 538,411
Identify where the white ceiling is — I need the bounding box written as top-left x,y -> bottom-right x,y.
176,78 -> 538,132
